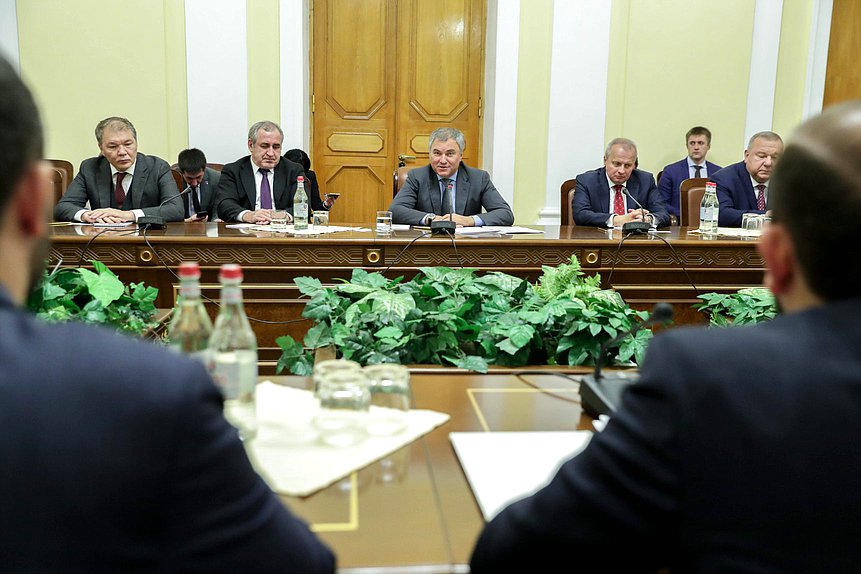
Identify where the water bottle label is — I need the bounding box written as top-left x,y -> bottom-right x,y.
210,362 -> 241,399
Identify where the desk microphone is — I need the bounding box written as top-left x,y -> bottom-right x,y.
579,302 -> 673,416
431,213 -> 456,235
620,189 -> 652,235
138,188 -> 191,229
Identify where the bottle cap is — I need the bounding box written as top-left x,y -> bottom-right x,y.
219,263 -> 243,281
178,261 -> 200,278
297,176 -> 304,183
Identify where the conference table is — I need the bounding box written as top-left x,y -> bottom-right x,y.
271,370 -> 593,573
48,223 -> 764,373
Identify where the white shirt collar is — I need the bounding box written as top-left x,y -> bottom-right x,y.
110,159 -> 136,177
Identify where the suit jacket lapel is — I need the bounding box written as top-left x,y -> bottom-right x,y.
241,159 -> 257,208
598,168 -> 611,210
129,154 -> 149,209
454,164 -> 469,214
96,158 -> 112,209
273,160 -> 288,207
428,165 -> 442,215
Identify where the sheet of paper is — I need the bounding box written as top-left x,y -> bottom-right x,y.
455,226 -> 544,235
450,431 -> 592,520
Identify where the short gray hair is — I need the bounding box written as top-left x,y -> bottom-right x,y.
604,137 -> 637,158
248,120 -> 284,144
95,117 -> 136,145
747,130 -> 783,150
428,127 -> 465,154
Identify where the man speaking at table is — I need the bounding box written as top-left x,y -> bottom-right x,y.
472,102 -> 861,572
54,117 -> 183,224
389,127 -> 513,227
0,57 -> 334,573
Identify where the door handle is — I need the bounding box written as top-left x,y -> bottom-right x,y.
397,154 -> 416,167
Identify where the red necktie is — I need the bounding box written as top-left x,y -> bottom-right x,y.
115,172 -> 127,207
613,185 -> 625,215
755,184 -> 766,210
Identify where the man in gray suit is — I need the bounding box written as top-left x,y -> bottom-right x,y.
177,148 -> 221,221
54,117 -> 183,223
389,127 -> 514,227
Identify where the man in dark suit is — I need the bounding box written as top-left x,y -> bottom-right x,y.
711,131 -> 783,227
389,127 -> 514,227
573,138 -> 670,228
54,117 -> 183,223
658,126 -> 722,219
216,121 -> 320,223
472,101 -> 861,572
177,147 -> 221,221
0,58 -> 335,572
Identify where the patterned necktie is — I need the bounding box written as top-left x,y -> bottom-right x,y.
694,165 -> 703,178
755,184 -> 766,211
440,178 -> 453,215
114,172 -> 127,207
259,169 -> 272,210
613,185 -> 625,215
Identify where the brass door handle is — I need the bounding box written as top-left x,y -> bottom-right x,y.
398,154 -> 416,162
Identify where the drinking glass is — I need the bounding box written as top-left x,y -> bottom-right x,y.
313,369 -> 371,447
741,213 -> 769,236
312,210 -> 329,229
376,210 -> 393,235
270,209 -> 288,230
312,359 -> 362,394
363,363 -> 411,436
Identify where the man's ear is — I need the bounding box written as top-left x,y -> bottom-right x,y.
15,162 -> 51,237
758,223 -> 796,297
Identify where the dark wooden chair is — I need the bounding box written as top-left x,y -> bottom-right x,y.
680,177 -> 708,227
46,159 -> 74,203
392,166 -> 410,197
560,178 -> 577,226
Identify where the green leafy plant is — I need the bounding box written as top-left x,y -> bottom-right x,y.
27,261 -> 160,336
695,287 -> 777,327
276,255 -> 652,375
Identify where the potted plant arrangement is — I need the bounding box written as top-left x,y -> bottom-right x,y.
27,261 -> 161,338
276,255 -> 654,375
695,287 -> 777,327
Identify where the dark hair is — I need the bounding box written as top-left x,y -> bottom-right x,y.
0,57 -> 44,215
284,148 -> 311,172
686,126 -> 712,144
178,148 -> 207,174
769,143 -> 861,300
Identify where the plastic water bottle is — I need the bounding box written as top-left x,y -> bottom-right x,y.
208,263 -> 258,441
293,176 -> 309,230
699,181 -> 719,234
167,261 -> 212,365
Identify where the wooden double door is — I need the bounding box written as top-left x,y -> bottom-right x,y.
312,0 -> 486,223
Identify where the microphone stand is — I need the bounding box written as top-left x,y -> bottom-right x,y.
138,187 -> 191,229
580,303 -> 673,416
620,189 -> 652,235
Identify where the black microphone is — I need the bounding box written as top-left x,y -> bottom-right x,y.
580,302 -> 674,416
620,189 -> 652,235
138,188 -> 191,229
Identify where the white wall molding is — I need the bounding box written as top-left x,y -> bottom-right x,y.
803,0 -> 833,120
185,0 -> 248,163
280,0 -> 309,152
483,0 -> 520,208
743,0 -> 784,146
0,0 -> 19,71
539,0 -> 612,224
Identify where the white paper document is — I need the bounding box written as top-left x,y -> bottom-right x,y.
450,431 -> 592,520
455,226 -> 543,235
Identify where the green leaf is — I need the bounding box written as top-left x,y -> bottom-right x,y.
375,325 -> 403,339
448,355 -> 489,373
78,267 -> 124,307
303,323 -> 332,348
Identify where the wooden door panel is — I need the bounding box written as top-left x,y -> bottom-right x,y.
312,0 -> 485,223
824,0 -> 861,107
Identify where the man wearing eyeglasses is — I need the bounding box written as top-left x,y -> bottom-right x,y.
389,127 -> 514,227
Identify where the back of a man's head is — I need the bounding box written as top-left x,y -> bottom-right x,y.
769,100 -> 861,301
0,57 -> 43,216
178,148 -> 207,174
